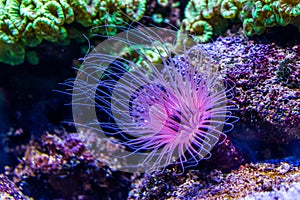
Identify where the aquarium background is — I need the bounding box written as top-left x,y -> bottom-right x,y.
0,0 -> 299,199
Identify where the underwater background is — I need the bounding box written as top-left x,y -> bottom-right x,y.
0,0 -> 300,199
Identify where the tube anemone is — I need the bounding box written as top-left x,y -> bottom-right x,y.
68,25 -> 237,173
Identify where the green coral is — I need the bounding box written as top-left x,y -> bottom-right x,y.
157,0 -> 169,7
152,13 -> 164,24
33,17 -> 67,42
0,41 -> 25,65
0,0 -> 147,66
182,0 -> 232,43
64,0 -> 146,35
220,0 -> 238,19
182,0 -> 300,43
0,19 -> 18,44
42,1 -> 65,26
239,0 -> 300,35
26,49 -> 39,65
182,18 -> 213,43
199,0 -> 221,19
21,22 -> 42,47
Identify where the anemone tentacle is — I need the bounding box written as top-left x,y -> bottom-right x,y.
71,25 -> 237,173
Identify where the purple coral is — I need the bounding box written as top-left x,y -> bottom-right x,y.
70,27 -> 237,173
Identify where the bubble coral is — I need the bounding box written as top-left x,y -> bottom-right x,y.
70,26 -> 237,173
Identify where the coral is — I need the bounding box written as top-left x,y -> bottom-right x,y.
125,0 -> 147,22
20,23 -> 42,47
178,162 -> 300,199
32,17 -> 67,42
73,0 -> 146,35
182,0 -> 234,43
239,0 -> 282,35
12,131 -> 94,181
182,0 -> 300,42
181,18 -> 214,43
42,1 -> 65,26
0,41 -> 25,65
25,50 -> 39,65
220,0 -> 238,19
276,57 -> 300,88
0,0 -> 147,65
139,0 -> 181,27
152,13 -> 164,24
157,0 -> 169,7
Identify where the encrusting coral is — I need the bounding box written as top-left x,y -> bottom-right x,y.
182,0 -> 300,42
0,0 -> 147,65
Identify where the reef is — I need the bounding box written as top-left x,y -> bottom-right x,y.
6,130 -> 131,199
0,1 -> 299,199
199,31 -> 300,143
128,161 -> 300,199
243,181 -> 300,200
198,138 -> 248,172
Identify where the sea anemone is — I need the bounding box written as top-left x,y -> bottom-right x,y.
68,25 -> 237,173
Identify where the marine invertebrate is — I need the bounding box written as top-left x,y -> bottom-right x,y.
181,18 -> 214,43
32,17 -> 67,42
238,0 -> 300,35
0,0 -> 147,65
220,0 -> 238,19
182,0 -> 231,43
182,0 -> 300,42
0,41 -> 25,66
70,26 -> 236,173
131,0 -> 181,28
